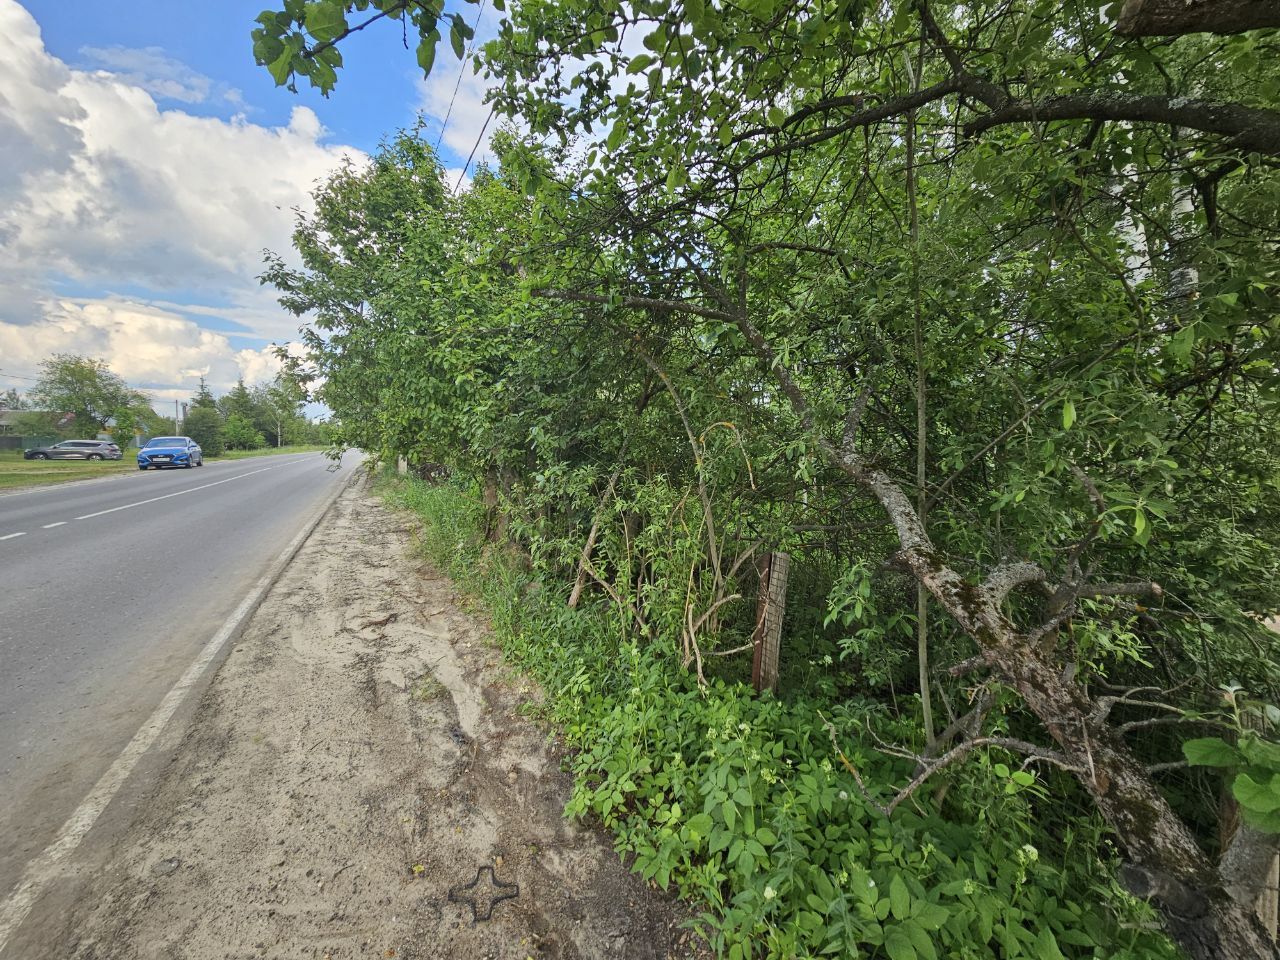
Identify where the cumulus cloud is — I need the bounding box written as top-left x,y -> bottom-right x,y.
0,298 -> 289,403
0,0 -> 363,409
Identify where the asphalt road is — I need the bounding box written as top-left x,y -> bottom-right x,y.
0,452 -> 355,900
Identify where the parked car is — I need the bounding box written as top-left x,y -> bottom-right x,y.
23,440 -> 122,461
137,436 -> 203,470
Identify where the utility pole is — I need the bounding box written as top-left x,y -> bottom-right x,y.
174,399 -> 180,432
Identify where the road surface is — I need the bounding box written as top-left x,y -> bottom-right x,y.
0,452 -> 354,908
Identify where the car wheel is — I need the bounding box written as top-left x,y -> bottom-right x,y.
138,465 -> 147,471
184,460 -> 194,468
88,453 -> 103,460
33,453 -> 47,460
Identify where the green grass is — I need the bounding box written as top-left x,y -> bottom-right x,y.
0,451 -> 136,490
0,444 -> 330,491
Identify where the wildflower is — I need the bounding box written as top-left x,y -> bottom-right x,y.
763,886 -> 776,901
838,790 -> 849,801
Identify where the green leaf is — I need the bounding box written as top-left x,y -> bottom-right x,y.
606,120 -> 627,152
721,799 -> 737,832
1182,737 -> 1246,768
253,35 -> 285,65
889,874 -> 910,920
304,0 -> 347,42
627,54 -> 656,74
416,32 -> 439,75
754,826 -> 777,845
1034,928 -> 1067,960
1062,399 -> 1076,430
884,926 -> 917,960
450,17 -> 466,59
1240,736 -> 1280,772
1233,772 -> 1280,814
268,46 -> 296,85
903,921 -> 937,960
685,812 -> 713,838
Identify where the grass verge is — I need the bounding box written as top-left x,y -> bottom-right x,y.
0,451 -> 136,490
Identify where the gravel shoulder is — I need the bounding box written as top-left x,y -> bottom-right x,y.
58,472 -> 692,959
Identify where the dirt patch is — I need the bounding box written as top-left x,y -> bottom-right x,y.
61,474 -> 698,959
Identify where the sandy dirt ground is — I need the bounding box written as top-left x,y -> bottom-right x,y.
58,474 -> 696,959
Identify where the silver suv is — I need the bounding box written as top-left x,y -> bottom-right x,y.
23,440 -> 123,461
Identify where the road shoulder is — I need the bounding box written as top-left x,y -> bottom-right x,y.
54,473 -> 690,959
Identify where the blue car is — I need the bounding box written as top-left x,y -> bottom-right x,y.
138,436 -> 203,470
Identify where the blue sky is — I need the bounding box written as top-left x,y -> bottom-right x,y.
27,0 -> 477,163
0,0 -> 497,411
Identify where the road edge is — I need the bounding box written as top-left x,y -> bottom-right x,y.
0,460 -> 365,956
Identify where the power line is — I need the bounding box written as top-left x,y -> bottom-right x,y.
0,369 -> 41,382
454,104 -> 495,194
434,0 -> 489,154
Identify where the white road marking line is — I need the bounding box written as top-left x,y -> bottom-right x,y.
41,522 -> 66,529
0,532 -> 26,541
74,467 -> 275,520
0,469 -> 350,952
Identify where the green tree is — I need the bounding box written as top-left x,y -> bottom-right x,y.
217,378 -> 258,421
29,355 -> 148,437
1,388 -> 27,411
255,6 -> 1280,956
257,373 -> 306,448
191,377 -> 218,410
183,407 -> 224,457
222,414 -> 265,450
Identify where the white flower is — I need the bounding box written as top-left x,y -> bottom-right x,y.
838,790 -> 849,801
763,886 -> 776,901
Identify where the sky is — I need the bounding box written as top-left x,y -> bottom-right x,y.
0,0 -> 500,413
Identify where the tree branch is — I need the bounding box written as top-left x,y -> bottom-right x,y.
965,92 -> 1280,158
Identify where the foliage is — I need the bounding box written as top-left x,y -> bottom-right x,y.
182,407 -> 224,456
191,377 -> 218,410
29,354 -> 150,436
222,413 -> 266,450
384,472 -> 1179,960
256,5 -> 1280,954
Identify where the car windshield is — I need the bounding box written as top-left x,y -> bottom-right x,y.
145,438 -> 185,448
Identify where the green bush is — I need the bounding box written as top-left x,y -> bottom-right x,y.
381,473 -> 1179,960
183,407 -> 224,456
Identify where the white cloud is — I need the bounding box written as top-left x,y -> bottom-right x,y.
0,0 -> 363,407
418,62 -> 495,166
78,45 -> 242,106
0,298 -> 291,410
